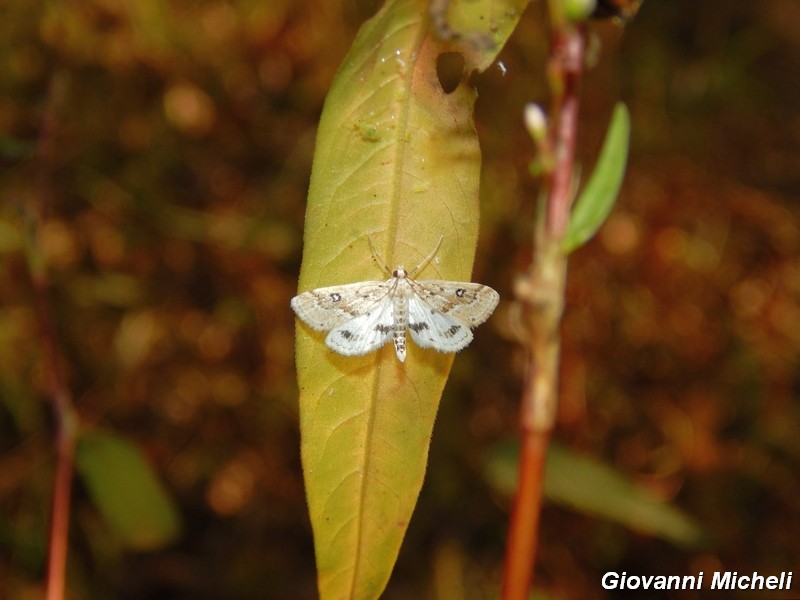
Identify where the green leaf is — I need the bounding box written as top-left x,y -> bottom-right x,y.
0,135 -> 35,159
295,1 -> 527,598
562,102 -> 630,254
76,430 -> 181,551
484,440 -> 706,549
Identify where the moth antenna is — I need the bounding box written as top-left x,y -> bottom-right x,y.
367,234 -> 392,275
409,235 -> 444,277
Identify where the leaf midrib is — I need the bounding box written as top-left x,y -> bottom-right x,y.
348,12 -> 427,598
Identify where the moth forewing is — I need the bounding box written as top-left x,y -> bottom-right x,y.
290,280 -> 393,331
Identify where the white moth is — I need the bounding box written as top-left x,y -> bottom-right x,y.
290,237 -> 499,362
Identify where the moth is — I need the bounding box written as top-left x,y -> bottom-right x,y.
290,237 -> 499,362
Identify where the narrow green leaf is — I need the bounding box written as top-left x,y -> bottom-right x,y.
76,430 -> 181,550
562,102 -> 630,254
484,440 -> 706,548
295,1 -> 526,598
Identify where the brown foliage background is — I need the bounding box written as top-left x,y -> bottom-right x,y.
1,1 -> 799,598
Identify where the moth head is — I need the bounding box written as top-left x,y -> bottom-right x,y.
393,267 -> 407,278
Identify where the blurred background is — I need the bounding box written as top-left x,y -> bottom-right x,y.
1,1 -> 799,598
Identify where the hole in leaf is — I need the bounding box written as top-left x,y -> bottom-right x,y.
436,52 -> 465,94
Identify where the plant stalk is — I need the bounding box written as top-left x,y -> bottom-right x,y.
25,72 -> 77,600
500,9 -> 586,599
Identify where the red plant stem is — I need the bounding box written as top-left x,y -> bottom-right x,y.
546,25 -> 586,239
501,244 -> 565,600
45,439 -> 75,600
38,289 -> 77,600
500,423 -> 552,599
501,16 -> 586,600
27,73 -> 77,600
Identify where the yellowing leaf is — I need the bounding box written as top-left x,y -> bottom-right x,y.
430,0 -> 530,72
295,1 -> 527,598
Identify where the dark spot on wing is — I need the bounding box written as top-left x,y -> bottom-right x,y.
376,324 -> 392,333
409,322 -> 429,332
340,330 -> 353,339
444,325 -> 462,338
455,288 -> 466,297
330,292 -> 341,302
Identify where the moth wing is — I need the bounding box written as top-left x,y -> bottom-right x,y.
407,294 -> 473,353
325,296 -> 394,356
290,280 -> 391,331
409,280 -> 499,327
